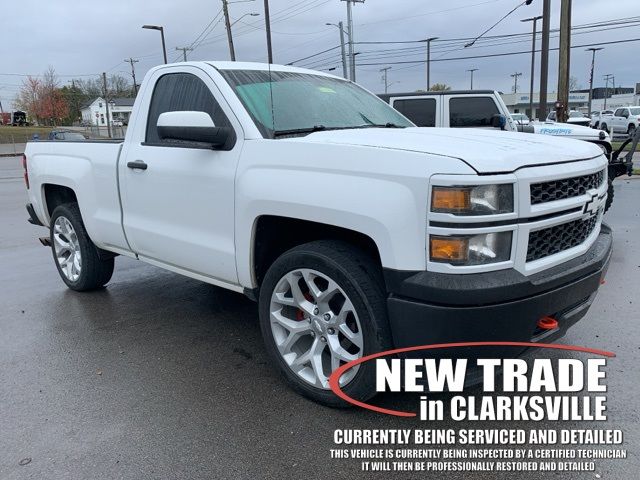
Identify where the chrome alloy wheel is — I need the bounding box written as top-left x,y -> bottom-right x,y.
269,268 -> 364,389
53,216 -> 82,282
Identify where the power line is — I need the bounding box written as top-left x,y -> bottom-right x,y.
354,37 -> 640,67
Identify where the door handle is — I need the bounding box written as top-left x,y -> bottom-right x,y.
127,161 -> 148,170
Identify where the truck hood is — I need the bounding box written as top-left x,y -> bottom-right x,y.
297,127 -> 603,174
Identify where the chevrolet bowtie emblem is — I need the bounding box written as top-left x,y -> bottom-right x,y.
583,193 -> 599,217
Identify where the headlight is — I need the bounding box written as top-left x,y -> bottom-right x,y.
430,231 -> 512,265
431,184 -> 514,215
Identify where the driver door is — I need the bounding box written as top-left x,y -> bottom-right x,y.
119,67 -> 242,285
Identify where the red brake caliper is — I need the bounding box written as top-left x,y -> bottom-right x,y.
296,293 -> 314,321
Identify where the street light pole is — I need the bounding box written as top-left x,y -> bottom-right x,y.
425,37 -> 438,91
521,15 -> 542,119
467,68 -> 478,90
142,25 -> 168,64
587,47 -> 603,115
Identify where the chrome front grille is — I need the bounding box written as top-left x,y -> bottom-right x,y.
530,169 -> 605,205
526,210 -> 601,262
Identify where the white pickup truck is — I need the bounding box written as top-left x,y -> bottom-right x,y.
379,90 -> 612,154
24,62 -> 612,405
601,106 -> 640,137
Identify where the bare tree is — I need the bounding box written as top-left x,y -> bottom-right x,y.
569,76 -> 581,92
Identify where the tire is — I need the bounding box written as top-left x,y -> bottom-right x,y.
604,178 -> 614,214
629,124 -> 636,138
593,122 -> 599,129
258,240 -> 391,407
600,123 -> 609,134
50,202 -> 114,291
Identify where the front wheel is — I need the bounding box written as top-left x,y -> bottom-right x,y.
600,123 -> 609,134
258,240 -> 391,407
50,203 -> 114,291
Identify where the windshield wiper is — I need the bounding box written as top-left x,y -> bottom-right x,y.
273,125 -> 327,137
354,122 -> 407,129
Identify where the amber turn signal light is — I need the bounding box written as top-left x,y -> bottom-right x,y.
430,236 -> 469,263
431,187 -> 471,212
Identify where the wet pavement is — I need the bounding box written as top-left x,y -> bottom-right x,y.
1,155 -> 638,479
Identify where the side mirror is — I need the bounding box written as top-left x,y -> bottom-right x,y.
491,114 -> 506,130
157,111 -> 232,149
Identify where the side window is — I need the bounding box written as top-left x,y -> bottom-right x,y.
392,98 -> 436,127
449,97 -> 499,127
614,108 -> 625,117
145,73 -> 233,144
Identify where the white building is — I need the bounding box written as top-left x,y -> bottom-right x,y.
81,97 -> 135,126
501,92 -> 590,120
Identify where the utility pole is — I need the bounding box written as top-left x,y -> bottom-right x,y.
425,37 -> 438,91
380,67 -> 391,94
264,0 -> 273,63
326,23 -> 348,79
557,0 -> 572,123
343,0 -> 365,82
102,72 -> 112,139
586,47 -> 603,115
603,74 -> 614,110
511,72 -> 523,93
175,46 -> 194,61
539,0 -> 551,120
467,68 -> 478,90
124,58 -> 139,95
222,0 -> 236,61
521,15 -> 542,119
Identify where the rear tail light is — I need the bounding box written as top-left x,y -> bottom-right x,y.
22,154 -> 29,189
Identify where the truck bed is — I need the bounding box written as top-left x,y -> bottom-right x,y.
25,140 -> 128,253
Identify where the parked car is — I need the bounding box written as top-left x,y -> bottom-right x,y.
382,91 -> 621,212
546,110 -> 591,127
23,62 -> 611,406
511,113 -> 530,125
111,119 -> 124,127
47,130 -> 87,141
602,106 -> 640,137
590,110 -> 613,129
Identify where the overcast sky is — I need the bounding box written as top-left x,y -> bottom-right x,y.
1,0 -> 638,109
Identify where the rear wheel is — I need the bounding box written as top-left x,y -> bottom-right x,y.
50,203 -> 114,291
629,124 -> 636,138
258,240 -> 391,406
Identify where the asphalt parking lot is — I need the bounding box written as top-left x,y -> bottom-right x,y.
1,155 -> 638,480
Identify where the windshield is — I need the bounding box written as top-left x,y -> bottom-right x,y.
630,107 -> 640,116
220,69 -> 414,138
511,114 -> 526,120
569,111 -> 585,118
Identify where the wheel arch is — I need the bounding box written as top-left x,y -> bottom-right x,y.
250,216 -> 384,289
43,183 -> 78,221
